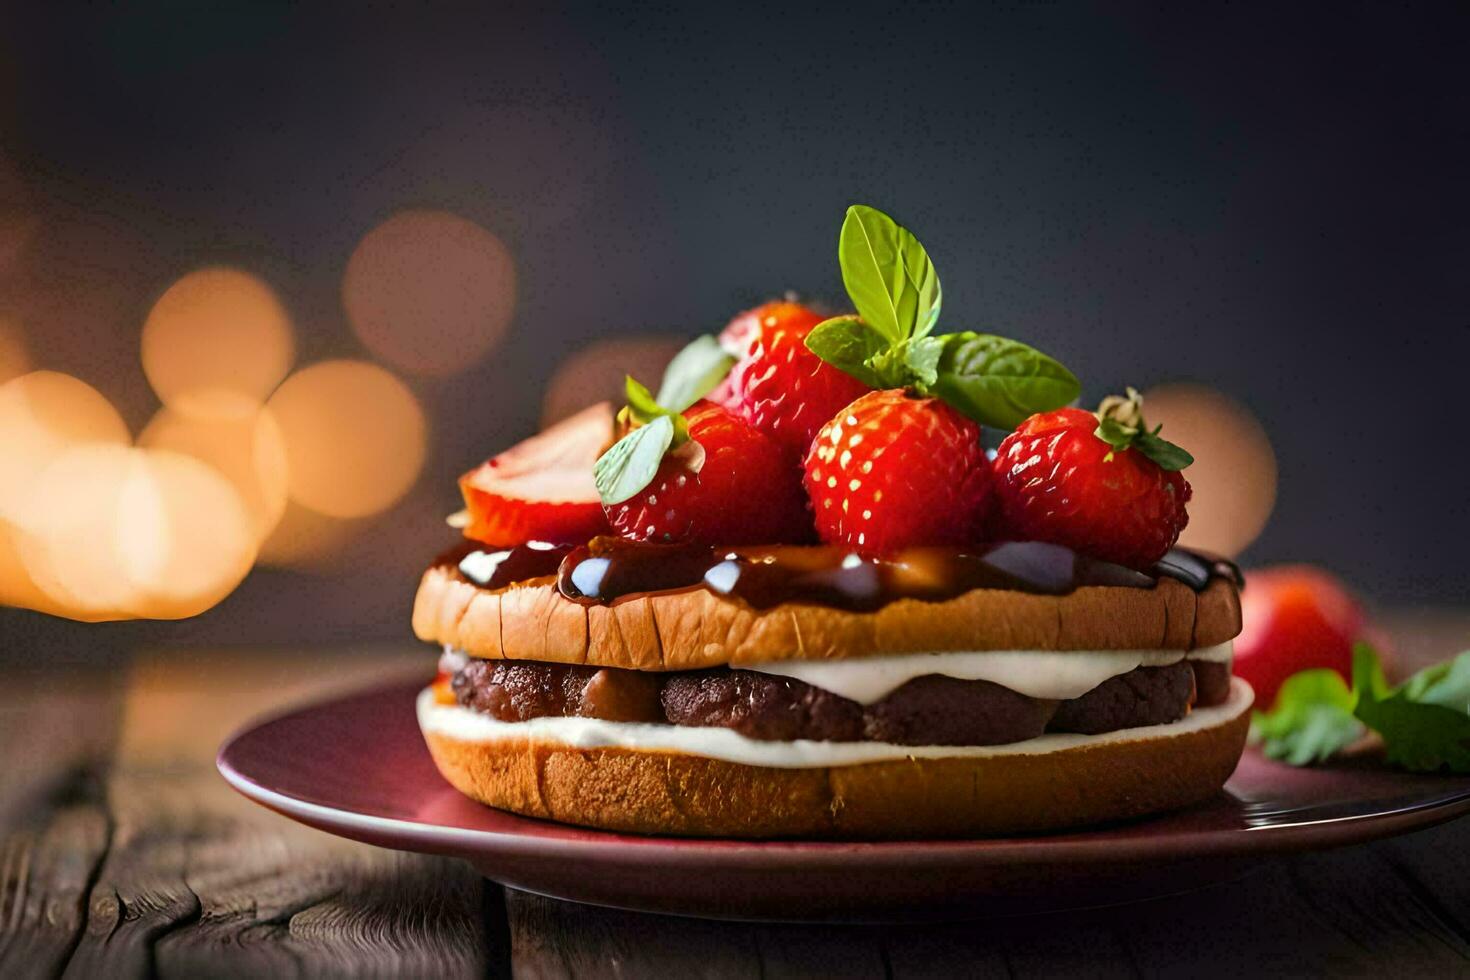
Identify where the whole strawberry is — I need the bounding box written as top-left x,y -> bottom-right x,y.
605,400 -> 812,545
726,300 -> 871,456
990,391 -> 1193,569
804,389 -> 992,555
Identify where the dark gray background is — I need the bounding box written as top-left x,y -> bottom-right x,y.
1,2 -> 1465,658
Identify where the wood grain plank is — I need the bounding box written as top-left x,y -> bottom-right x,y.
0,801 -> 110,980
506,891 -> 760,979
4,647 -> 507,979
0,663 -> 121,980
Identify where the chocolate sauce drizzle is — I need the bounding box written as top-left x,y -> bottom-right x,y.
434,536 -> 1240,614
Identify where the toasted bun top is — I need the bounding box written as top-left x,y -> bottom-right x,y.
413,562 -> 1241,671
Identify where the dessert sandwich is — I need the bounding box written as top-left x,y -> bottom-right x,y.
413,206 -> 1252,839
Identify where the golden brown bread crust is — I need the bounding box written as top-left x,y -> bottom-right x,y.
421,693 -> 1251,839
412,564 -> 1241,669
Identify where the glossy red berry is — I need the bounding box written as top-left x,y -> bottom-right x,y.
991,407 -> 1191,569
604,401 -> 812,546
803,389 -> 993,555
726,300 -> 872,457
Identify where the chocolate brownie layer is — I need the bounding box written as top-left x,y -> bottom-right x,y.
451,655 -> 1219,746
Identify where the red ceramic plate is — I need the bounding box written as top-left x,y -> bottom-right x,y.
218,679 -> 1470,922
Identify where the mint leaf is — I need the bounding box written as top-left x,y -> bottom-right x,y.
1352,644 -> 1470,773
656,335 -> 734,413
922,332 -> 1081,429
901,336 -> 945,386
804,316 -> 890,389
838,205 -> 941,344
1250,669 -> 1364,766
593,415 -> 675,505
1400,651 -> 1470,712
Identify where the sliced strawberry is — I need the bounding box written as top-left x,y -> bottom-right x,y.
459,402 -> 614,547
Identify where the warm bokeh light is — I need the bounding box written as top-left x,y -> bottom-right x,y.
1143,383 -> 1278,558
542,335 -> 684,426
8,444 -> 257,621
115,449 -> 257,619
141,267 -> 295,419
257,500 -> 371,569
139,402 -> 289,544
0,316 -> 31,383
343,209 -> 515,376
0,519 -> 69,617
0,371 -> 131,528
267,359 -> 427,518
13,444 -> 143,620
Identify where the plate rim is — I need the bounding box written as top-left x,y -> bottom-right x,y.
217,679 -> 1470,867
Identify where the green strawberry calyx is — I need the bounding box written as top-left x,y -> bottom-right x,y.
1093,387 -> 1194,471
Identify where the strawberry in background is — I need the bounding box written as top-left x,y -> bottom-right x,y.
723,299 -> 870,456
1236,565 -> 1392,710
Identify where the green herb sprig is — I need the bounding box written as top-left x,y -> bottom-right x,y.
805,205 -> 1081,430
1251,644 -> 1470,772
592,335 -> 733,504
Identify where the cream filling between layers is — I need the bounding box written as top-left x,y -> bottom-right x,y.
741,642 -> 1233,704
417,678 -> 1254,769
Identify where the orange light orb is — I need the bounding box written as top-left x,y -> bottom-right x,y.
13,444 -> 143,620
267,360 -> 427,518
542,336 -> 685,427
0,519 -> 67,616
1142,383 -> 1278,558
0,371 -> 130,528
141,267 -> 295,419
342,210 -> 515,376
115,449 -> 257,619
139,402 -> 289,543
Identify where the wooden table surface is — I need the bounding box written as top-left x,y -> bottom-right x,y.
2,611 -> 1469,979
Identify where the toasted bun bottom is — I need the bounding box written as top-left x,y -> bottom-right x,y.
421,681 -> 1252,839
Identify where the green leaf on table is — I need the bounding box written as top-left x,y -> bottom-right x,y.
655,335 -> 734,413
1399,650 -> 1470,712
838,205 -> 941,344
1352,644 -> 1470,773
1250,669 -> 1364,766
922,332 -> 1081,429
593,415 -> 676,505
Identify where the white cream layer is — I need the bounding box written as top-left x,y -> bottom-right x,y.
741,641 -> 1233,704
416,678 -> 1253,769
